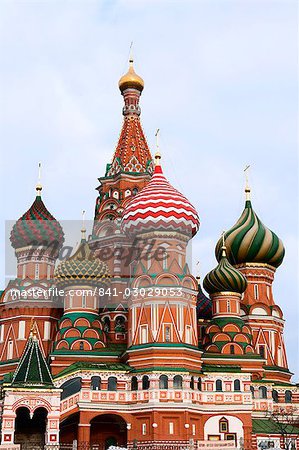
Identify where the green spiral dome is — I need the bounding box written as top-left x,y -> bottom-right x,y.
203,248 -> 247,295
215,196 -> 285,268
55,240 -> 110,285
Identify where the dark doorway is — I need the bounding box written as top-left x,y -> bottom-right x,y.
15,407 -> 47,445
90,414 -> 127,449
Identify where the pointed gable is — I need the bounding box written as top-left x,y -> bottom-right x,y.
11,332 -> 53,387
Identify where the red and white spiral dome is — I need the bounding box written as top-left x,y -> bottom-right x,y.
122,154 -> 200,238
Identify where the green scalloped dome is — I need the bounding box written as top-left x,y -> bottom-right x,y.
55,240 -> 110,284
203,247 -> 247,295
215,196 -> 285,268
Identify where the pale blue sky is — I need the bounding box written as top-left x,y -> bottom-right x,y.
0,0 -> 298,377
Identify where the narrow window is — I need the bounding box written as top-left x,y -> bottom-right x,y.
159,375 -> 168,389
173,375 -> 183,389
0,325 -> 4,342
227,300 -> 231,312
44,321 -> 51,340
82,293 -> 86,308
216,379 -> 223,392
230,344 -> 235,354
192,424 -> 196,436
142,423 -> 146,435
169,422 -> 174,435
140,325 -> 147,344
259,386 -> 267,399
91,376 -> 101,391
47,265 -> 51,280
250,386 -> 255,398
22,264 -> 26,278
254,284 -> 259,300
108,376 -> 117,391
131,376 -> 138,391
164,325 -> 171,342
18,321 -> 25,339
197,378 -> 202,391
285,390 -> 292,403
190,376 -> 195,390
259,345 -> 266,359
142,375 -> 150,390
234,379 -> 241,391
7,340 -> 13,360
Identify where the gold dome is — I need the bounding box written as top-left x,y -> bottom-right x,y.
119,58 -> 144,92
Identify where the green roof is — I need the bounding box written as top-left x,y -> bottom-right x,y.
253,419 -> 299,435
202,364 -> 242,373
54,361 -> 132,379
11,334 -> 53,388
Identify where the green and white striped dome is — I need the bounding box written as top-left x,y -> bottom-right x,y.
204,247 -> 247,295
215,192 -> 285,268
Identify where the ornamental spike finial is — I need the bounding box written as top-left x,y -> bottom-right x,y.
81,210 -> 86,242
154,129 -> 161,166
129,41 -> 134,64
30,318 -> 38,340
221,231 -> 227,257
36,162 -> 42,196
244,164 -> 251,201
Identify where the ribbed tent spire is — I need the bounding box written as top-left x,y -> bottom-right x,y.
11,327 -> 53,387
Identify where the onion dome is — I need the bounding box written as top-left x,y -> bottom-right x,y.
215,187 -> 285,268
203,245 -> 247,295
55,238 -> 110,285
10,183 -> 64,250
122,153 -> 200,238
119,58 -> 144,93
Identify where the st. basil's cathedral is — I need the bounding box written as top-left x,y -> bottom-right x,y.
0,58 -> 298,450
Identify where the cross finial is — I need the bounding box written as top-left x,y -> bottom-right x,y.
36,162 -> 42,196
244,164 -> 251,201
81,210 -> 86,241
129,41 -> 133,64
154,129 -> 161,166
195,260 -> 200,281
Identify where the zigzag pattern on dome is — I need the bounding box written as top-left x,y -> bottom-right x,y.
10,194 -> 64,250
122,158 -> 199,238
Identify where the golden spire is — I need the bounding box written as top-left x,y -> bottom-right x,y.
118,47 -> 144,93
81,210 -> 86,241
36,162 -> 42,196
244,164 -> 251,201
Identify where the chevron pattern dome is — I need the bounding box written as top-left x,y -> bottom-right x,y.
122,157 -> 200,238
10,194 -> 64,250
55,241 -> 110,284
215,196 -> 285,268
203,247 -> 247,295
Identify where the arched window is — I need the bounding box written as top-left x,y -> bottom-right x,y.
132,188 -> 138,195
173,375 -> 183,389
272,389 -> 279,403
159,375 -> 168,389
103,317 -> 110,333
190,376 -> 195,390
285,390 -> 292,403
142,375 -> 150,390
108,376 -> 117,391
91,376 -> 101,391
234,379 -> 241,391
131,376 -> 138,391
216,379 -> 223,392
250,386 -> 255,398
61,377 -> 82,400
259,386 -> 267,399
115,316 -> 126,333
219,417 -> 229,433
230,344 -> 235,355
197,378 -> 202,391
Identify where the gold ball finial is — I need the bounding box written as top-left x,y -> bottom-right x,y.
154,152 -> 161,166
36,162 -> 42,196
119,56 -> 144,93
